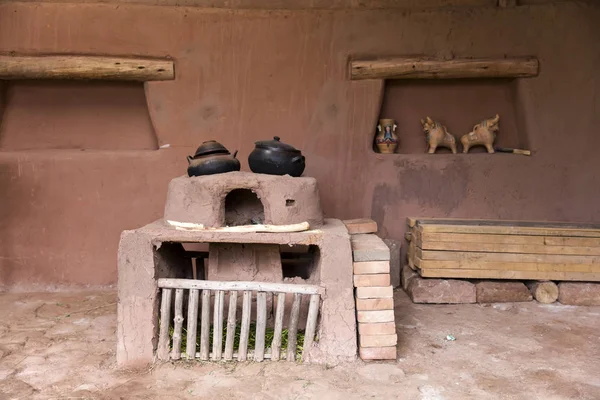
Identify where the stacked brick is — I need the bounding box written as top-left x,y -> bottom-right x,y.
344,219 -> 397,361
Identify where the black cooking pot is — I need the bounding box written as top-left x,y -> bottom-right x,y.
248,136 -> 305,177
187,140 -> 241,177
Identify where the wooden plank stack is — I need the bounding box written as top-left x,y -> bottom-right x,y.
407,218 -> 600,282
344,219 -> 397,361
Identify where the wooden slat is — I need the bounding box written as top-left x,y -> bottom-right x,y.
416,231 -> 600,247
212,290 -> 225,361
412,218 -> 600,230
156,288 -> 173,361
238,291 -> 252,361
301,294 -> 320,362
170,288 -> 185,360
419,268 -> 600,281
416,258 -> 600,273
416,224 -> 600,238
350,57 -> 539,80
0,55 -> 174,81
416,248 -> 600,264
199,289 -> 211,361
271,292 -> 286,361
254,292 -> 267,362
419,241 -> 600,256
223,291 -> 238,361
287,293 -> 302,362
186,289 -> 200,359
158,278 -> 321,295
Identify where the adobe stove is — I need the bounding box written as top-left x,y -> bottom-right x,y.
117,171 -> 357,366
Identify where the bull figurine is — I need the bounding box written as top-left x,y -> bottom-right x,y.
461,114 -> 500,153
421,116 -> 457,154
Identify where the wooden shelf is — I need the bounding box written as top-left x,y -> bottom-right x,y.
350,57 -> 539,80
0,55 -> 175,81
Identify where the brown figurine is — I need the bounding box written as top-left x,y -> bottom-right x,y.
421,117 -> 457,154
461,114 -> 500,153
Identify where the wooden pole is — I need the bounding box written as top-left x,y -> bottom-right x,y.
302,294 -> 320,361
0,55 -> 174,81
223,291 -> 238,361
212,290 -> 225,361
170,288 -> 185,360
271,292 -> 286,361
186,289 -> 200,360
156,288 -> 173,361
254,292 -> 267,362
238,291 -> 252,361
199,289 -> 211,361
350,57 -> 539,80
287,293 -> 302,362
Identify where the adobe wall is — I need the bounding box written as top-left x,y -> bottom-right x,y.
0,1 -> 598,288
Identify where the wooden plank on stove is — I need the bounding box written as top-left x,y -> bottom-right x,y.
416,248 -> 600,264
0,55 -> 175,81
156,288 -> 173,361
238,290 -> 252,361
419,268 -> 600,281
350,57 -> 539,80
271,292 -> 286,361
186,289 -> 200,360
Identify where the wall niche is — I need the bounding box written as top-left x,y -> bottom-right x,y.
377,79 -> 527,154
0,80 -> 158,151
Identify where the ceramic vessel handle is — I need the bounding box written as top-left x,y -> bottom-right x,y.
186,155 -> 193,164
233,150 -> 238,158
292,155 -> 305,164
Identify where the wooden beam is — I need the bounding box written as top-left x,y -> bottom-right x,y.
350,57 -> 538,80
0,55 -> 174,81
419,268 -> 600,282
158,278 -> 321,295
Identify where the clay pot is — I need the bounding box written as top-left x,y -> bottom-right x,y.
375,118 -> 399,154
187,140 -> 241,177
248,136 -> 305,177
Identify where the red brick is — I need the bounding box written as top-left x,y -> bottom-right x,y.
358,322 -> 396,336
354,274 -> 390,287
354,261 -> 389,274
357,310 -> 395,323
356,298 -> 394,311
359,334 -> 397,348
359,346 -> 397,361
343,218 -> 378,234
356,286 -> 393,299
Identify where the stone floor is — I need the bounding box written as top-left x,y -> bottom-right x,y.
0,289 -> 599,399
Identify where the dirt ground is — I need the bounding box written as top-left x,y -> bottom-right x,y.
0,289 -> 599,400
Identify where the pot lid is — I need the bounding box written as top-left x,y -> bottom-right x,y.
193,140 -> 231,157
254,136 -> 301,153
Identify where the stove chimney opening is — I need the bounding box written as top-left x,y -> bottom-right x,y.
224,189 -> 265,226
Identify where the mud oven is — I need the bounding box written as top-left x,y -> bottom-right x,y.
117,172 -> 357,366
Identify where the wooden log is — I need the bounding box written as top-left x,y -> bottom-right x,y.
527,281 -> 559,304
170,288 -> 185,360
350,57 -> 539,80
271,292 -> 286,361
223,291 -> 238,361
238,291 -> 252,361
287,293 -> 302,362
199,289 -> 211,361
158,278 -> 321,295
186,289 -> 200,360
301,294 -> 320,361
212,290 -> 225,361
420,268 -> 600,281
254,292 -> 268,362
0,55 -> 174,81
157,288 -> 173,361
